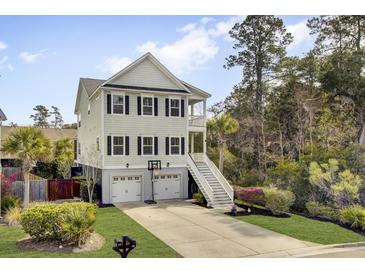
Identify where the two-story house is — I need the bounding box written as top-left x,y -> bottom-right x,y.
74,53 -> 233,208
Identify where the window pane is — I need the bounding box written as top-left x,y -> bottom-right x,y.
171,146 -> 180,155
143,137 -> 152,145
171,99 -> 179,107
143,97 -> 152,106
143,106 -> 153,115
113,145 -> 124,155
113,136 -> 124,145
143,146 -> 153,155
171,137 -> 179,146
171,107 -> 179,117
113,95 -> 124,105
113,104 -> 123,114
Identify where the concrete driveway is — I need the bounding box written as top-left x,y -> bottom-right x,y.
115,200 -> 317,258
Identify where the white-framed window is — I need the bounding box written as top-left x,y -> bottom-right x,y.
170,137 -> 180,155
142,96 -> 153,116
170,99 -> 180,117
112,94 -> 124,114
113,136 -> 124,155
142,136 -> 153,155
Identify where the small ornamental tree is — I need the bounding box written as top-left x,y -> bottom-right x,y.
235,187 -> 265,206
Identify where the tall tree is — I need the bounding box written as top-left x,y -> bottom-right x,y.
225,16 -> 293,170
207,113 -> 239,173
1,127 -> 52,206
308,16 -> 365,144
30,105 -> 51,128
50,106 -> 64,129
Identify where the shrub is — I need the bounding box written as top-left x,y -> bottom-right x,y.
339,205 -> 365,230
193,192 -> 205,204
20,202 -> 97,245
306,201 -> 338,221
267,159 -> 303,190
5,207 -> 22,226
60,203 -> 97,246
235,187 -> 265,206
263,188 -> 295,216
1,195 -> 21,212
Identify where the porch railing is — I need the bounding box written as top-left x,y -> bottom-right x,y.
188,115 -> 206,127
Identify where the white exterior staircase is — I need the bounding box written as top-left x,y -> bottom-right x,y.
187,153 -> 234,208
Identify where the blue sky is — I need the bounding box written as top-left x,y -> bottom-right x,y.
0,15 -> 314,125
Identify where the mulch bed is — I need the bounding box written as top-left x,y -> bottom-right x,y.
228,203 -> 291,218
16,232 -> 105,253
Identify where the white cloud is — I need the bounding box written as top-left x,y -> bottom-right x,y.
18,51 -> 43,63
136,16 -> 242,75
0,41 -> 7,51
287,20 -> 312,50
7,64 -> 14,71
0,55 -> 8,65
98,56 -> 133,74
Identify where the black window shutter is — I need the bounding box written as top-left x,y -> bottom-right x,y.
165,137 -> 170,155
125,136 -> 129,155
137,96 -> 141,115
107,136 -> 112,155
154,97 -> 158,116
154,137 -> 158,155
181,99 -> 185,117
74,140 -> 77,160
107,94 -> 112,114
125,95 -> 129,115
181,137 -> 185,155
165,98 -> 169,117
137,136 -> 142,155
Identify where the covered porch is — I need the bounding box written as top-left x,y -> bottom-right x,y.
188,98 -> 207,156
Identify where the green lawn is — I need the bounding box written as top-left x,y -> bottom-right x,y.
234,213 -> 365,245
0,207 -> 180,258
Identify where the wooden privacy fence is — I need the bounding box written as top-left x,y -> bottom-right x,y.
48,179 -> 80,201
12,179 -> 48,202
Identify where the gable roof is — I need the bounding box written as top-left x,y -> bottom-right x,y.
0,108 -> 7,121
74,52 -> 211,113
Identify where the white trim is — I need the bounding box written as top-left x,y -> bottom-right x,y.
102,86 -> 191,97
111,135 -> 125,156
170,136 -> 181,156
169,97 -> 181,118
100,90 -> 105,168
141,94 -> 154,117
141,135 -> 154,156
110,92 -> 126,115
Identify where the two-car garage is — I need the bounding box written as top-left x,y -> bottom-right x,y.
111,173 -> 181,203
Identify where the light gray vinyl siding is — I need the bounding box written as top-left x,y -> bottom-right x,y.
110,58 -> 181,90
103,90 -> 188,168
76,84 -> 102,168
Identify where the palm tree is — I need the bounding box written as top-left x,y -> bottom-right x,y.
1,127 -> 51,206
53,138 -> 74,178
207,113 -> 239,173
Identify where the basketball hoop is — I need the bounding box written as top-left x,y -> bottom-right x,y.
147,160 -> 162,203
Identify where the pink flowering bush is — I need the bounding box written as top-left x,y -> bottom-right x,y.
235,186 -> 265,206
1,172 -> 17,197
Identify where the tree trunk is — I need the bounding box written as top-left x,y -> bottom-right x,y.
23,172 -> 30,207
278,121 -> 284,157
218,144 -> 224,173
360,124 -> 365,145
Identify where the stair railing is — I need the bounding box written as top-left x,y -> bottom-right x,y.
187,154 -> 214,205
204,156 -> 234,201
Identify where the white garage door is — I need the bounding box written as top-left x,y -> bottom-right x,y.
154,174 -> 181,200
111,176 -> 142,203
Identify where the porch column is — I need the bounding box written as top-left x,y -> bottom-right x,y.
190,132 -> 195,154
203,100 -> 206,119
203,130 -> 207,154
191,102 -> 195,116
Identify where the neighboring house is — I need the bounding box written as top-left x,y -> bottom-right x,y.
0,125 -> 77,167
74,52 -> 233,207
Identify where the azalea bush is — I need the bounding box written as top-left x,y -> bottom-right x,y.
235,186 -> 265,206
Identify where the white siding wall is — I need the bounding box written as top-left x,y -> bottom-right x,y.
77,85 -> 102,168
111,58 -> 181,89
103,90 -> 188,168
